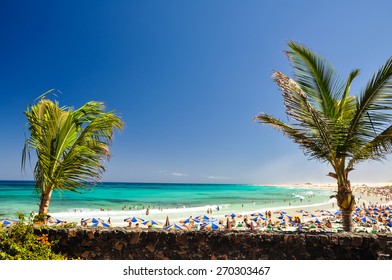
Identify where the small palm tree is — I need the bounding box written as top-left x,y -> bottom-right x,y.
255,41 -> 392,231
22,92 -> 124,219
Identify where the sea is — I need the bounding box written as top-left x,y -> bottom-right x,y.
0,180 -> 334,226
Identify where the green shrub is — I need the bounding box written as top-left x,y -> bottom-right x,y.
0,212 -> 66,260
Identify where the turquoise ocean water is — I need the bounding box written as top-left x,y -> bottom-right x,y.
0,181 -> 333,225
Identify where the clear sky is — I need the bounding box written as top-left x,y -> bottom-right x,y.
1,1 -> 392,184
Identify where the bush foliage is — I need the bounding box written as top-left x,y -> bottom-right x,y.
0,212 -> 66,260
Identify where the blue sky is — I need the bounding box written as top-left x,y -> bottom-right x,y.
1,1 -> 392,184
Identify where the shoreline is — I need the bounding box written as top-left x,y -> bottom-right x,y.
52,182 -> 392,230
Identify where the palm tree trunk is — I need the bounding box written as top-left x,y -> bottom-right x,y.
336,177 -> 355,232
341,210 -> 353,232
39,188 -> 53,218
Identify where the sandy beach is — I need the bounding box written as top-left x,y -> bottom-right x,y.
67,182 -> 392,234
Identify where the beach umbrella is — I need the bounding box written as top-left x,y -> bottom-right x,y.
226,213 -> 243,219
82,217 -> 103,223
197,215 -> 218,223
311,214 -> 316,218
374,211 -> 379,215
252,217 -> 267,222
250,212 -> 264,217
334,210 -> 342,215
0,219 -> 17,227
281,211 -> 287,214
387,222 -> 392,227
195,215 -> 211,221
280,221 -> 286,225
124,217 -> 145,223
92,221 -> 111,227
164,223 -> 188,231
142,220 -> 163,228
82,217 -> 104,226
361,217 -> 376,223
315,219 -> 321,224
180,217 -> 200,224
278,215 -> 284,220
47,216 -> 66,226
201,222 -> 224,231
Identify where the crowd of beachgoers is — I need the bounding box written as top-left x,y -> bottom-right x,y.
1,183 -> 392,234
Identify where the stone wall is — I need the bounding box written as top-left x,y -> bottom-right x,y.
38,227 -> 392,260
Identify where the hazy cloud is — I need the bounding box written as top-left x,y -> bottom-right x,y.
159,170 -> 188,177
169,172 -> 188,177
207,176 -> 231,180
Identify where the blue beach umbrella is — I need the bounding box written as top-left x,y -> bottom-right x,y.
387,222 -> 392,227
361,217 -> 376,223
82,217 -> 104,225
195,215 -> 211,221
201,222 -> 224,231
0,219 -> 17,228
226,213 -> 243,219
164,224 -> 188,231
278,215 -> 284,220
124,217 -> 145,223
315,219 -> 321,224
250,212 -> 264,217
252,217 -> 267,222
142,220 -> 163,228
280,221 -> 286,225
92,221 -> 111,227
180,217 -> 200,224
47,216 -> 66,226
334,210 -> 342,215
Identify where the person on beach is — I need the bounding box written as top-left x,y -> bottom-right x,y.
128,221 -> 132,228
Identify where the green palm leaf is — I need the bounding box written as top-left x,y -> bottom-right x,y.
255,41 -> 392,231
22,95 -> 124,215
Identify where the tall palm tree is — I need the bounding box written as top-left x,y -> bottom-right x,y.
254,41 -> 392,231
22,93 -> 124,219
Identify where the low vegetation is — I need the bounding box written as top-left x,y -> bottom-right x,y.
0,212 -> 66,260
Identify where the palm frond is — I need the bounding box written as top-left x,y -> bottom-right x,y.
254,113 -> 329,161
286,41 -> 344,118
347,57 -> 392,146
22,96 -> 124,194
348,124 -> 392,168
271,71 -> 336,161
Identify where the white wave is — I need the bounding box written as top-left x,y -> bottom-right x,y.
291,194 -> 305,200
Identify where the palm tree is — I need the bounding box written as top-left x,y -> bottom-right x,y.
22,93 -> 124,220
254,41 -> 392,231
